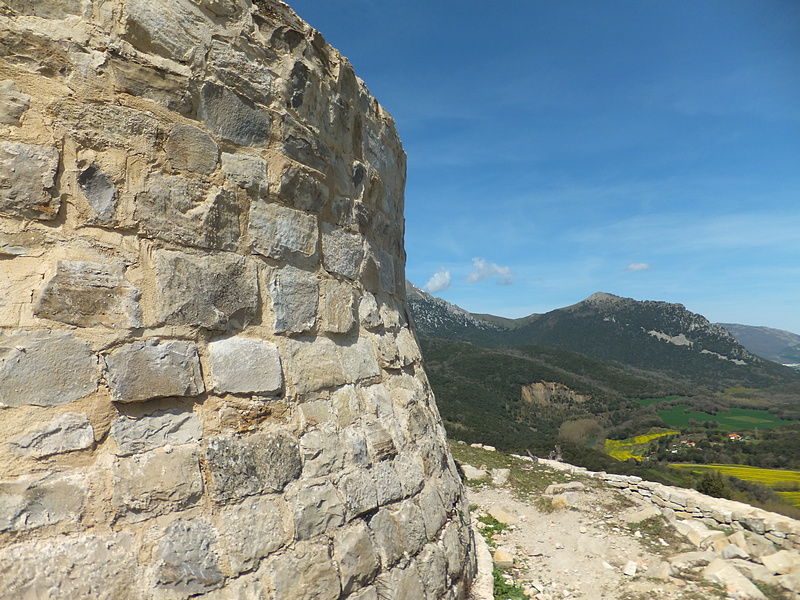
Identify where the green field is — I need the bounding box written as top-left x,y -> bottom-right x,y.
671,463 -> 800,507
605,429 -> 679,461
657,404 -> 792,431
631,395 -> 684,407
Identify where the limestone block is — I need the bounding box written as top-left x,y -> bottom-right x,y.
124,0 -> 213,64
494,547 -> 515,569
250,203 -> 318,262
441,518 -> 469,580
332,385 -> 360,427
368,508 -> 404,568
417,543 -> 448,599
110,58 -> 193,116
373,460 -> 403,506
341,426 -> 371,467
0,471 -> 88,532
333,521 -> 379,595
361,383 -> 394,418
111,408 -> 202,456
282,129 -> 331,174
208,337 -> 283,394
270,265 -> 319,334
340,336 -> 381,383
721,543 -> 750,560
0,141 -> 60,220
155,250 -> 258,330
219,495 -> 290,573
378,248 -> 396,293
153,519 -> 224,597
205,432 -> 302,502
778,570 -> 800,594
746,533 -> 778,558
364,422 -> 397,461
667,550 -> 717,569
53,101 -> 161,153
319,279 -> 356,333
77,164 -> 118,222
321,223 -> 364,280
0,330 -> 97,407
221,152 -> 269,196
347,586 -> 378,600
34,260 -> 142,328
393,500 -> 427,556
112,445 -> 203,521
284,337 -> 346,394
266,541 -> 341,600
199,82 -> 270,146
300,426 -> 344,478
207,40 -> 274,105
338,468 -> 378,518
375,563 -> 425,600
0,80 -> 30,125
9,412 -> 94,457
136,174 -> 240,251
105,339 -> 204,403
358,293 -> 382,329
417,488 -> 448,542
622,505 -> 662,524
703,558 -> 767,600
0,533 -> 139,600
166,123 -> 219,174
278,165 -> 329,212
761,549 -> 800,575
291,480 -> 346,540
394,453 -> 425,498
300,398 -> 333,425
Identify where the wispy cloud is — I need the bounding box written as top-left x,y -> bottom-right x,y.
466,258 -> 514,285
626,262 -> 652,271
424,268 -> 452,293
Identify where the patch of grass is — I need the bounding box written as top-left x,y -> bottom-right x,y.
534,496 -> 556,513
492,567 -> 530,600
755,582 -> 793,600
476,513 -> 508,548
657,404 -> 793,431
627,516 -> 690,554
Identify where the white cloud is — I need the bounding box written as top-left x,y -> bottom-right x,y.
425,268 -> 452,293
466,258 -> 514,285
626,262 -> 653,271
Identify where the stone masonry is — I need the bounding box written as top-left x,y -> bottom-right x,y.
0,1 -> 477,598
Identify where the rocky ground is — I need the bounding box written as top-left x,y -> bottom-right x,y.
452,443 -> 800,600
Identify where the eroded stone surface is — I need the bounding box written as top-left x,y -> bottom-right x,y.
219,495 -> 290,573
208,337 -> 283,394
0,141 -> 60,220
153,519 -> 224,596
9,413 -> 94,457
270,265 -> 319,334
111,408 -> 202,456
266,541 -> 341,600
0,80 -> 30,125
166,123 -> 219,174
0,471 -> 88,532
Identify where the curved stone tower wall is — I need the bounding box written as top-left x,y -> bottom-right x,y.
0,1 -> 476,598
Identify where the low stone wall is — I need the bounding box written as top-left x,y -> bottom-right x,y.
536,459 -> 800,551
0,1 -> 475,598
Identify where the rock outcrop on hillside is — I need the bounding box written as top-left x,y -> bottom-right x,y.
0,1 -> 476,598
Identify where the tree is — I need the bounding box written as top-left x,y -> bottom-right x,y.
696,470 -> 730,499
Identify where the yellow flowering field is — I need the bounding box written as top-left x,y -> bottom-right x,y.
605,430 -> 679,461
671,463 -> 800,507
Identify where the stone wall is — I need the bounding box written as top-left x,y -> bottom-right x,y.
0,1 -> 476,598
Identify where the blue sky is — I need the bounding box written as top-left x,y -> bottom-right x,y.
290,1 -> 800,333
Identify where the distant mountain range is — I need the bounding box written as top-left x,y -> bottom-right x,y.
717,323 -> 800,365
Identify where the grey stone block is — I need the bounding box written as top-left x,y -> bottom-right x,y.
208,336 -> 283,394
300,426 -> 344,478
270,265 -> 319,334
112,445 -> 203,521
321,223 -> 364,280
199,82 -> 270,146
250,202 -> 318,262
333,522 -> 379,595
155,250 -> 258,330
278,164 -> 329,212
111,408 -> 202,456
0,471 -> 88,532
153,519 -> 224,596
136,174 -> 240,251
284,337 -> 346,394
207,41 -> 274,105
0,533 -> 138,600
319,279 -> 356,334
34,260 -> 142,328
205,432 -> 302,502
0,80 -> 30,125
104,339 -> 204,403
291,480 -> 345,540
219,495 -> 290,573
0,330 -> 97,407
166,123 -> 219,174
9,413 -> 94,458
0,141 -> 60,220
338,468 -> 378,518
124,0 -> 212,64
373,460 -> 403,506
266,541 -> 341,600
340,336 -> 381,384
77,164 -> 118,222
221,152 -> 268,196
375,563 -> 425,600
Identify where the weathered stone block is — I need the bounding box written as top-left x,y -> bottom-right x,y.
136,174 -> 240,251
221,152 -> 268,196
417,544 -> 448,599
205,432 -> 302,502
250,202 -> 319,262
166,123 -> 219,174
0,533 -> 139,600
208,40 -> 275,105
373,460 -> 403,506
319,279 -> 356,334
0,80 -> 30,125
394,453 -> 426,498
199,82 -> 270,146
153,519 -> 224,596
0,471 -> 88,532
340,336 -> 381,383
364,422 -> 396,461
358,293 -> 382,329
208,337 -> 283,394
300,426 -> 344,478
10,412 -> 94,458
333,522 -> 379,595
270,265 -> 319,333
220,495 -> 290,573
341,426 -> 371,467
111,408 -> 202,456
53,101 -> 161,152
0,141 -> 60,220
0,330 -> 97,407
338,468 -> 378,518
105,339 -> 204,403
124,0 -> 213,64
278,165 -> 329,212
375,564 -> 425,600
112,445 -> 203,520
266,542 -> 341,600
284,337 -> 346,394
77,164 -> 118,222
321,223 -> 364,280
291,480 -> 346,540
34,260 -> 142,328
156,250 -> 258,330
